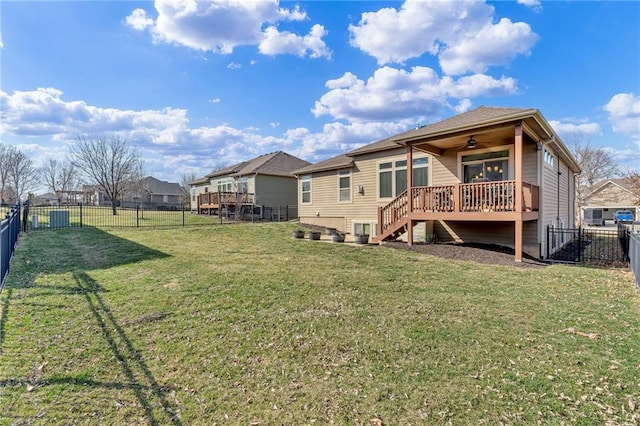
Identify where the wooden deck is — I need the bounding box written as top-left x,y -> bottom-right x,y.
378,180 -> 539,241
197,192 -> 255,214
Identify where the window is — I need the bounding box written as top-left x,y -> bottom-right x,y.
544,149 -> 555,167
379,162 -> 393,198
461,150 -> 509,183
204,187 -> 208,193
338,170 -> 351,202
412,157 -> 428,186
353,221 -> 378,237
218,179 -> 232,193
237,177 -> 248,193
378,157 -> 429,199
301,175 -> 311,204
163,195 -> 169,203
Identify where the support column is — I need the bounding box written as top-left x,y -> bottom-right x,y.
515,219 -> 523,262
406,145 -> 414,245
514,125 -> 524,262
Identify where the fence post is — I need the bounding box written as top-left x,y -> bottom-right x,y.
80,203 -> 83,228
546,225 -> 549,259
578,227 -> 583,263
136,204 -> 140,228
182,205 -> 185,227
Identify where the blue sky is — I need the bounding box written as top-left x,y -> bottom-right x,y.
1,0 -> 639,189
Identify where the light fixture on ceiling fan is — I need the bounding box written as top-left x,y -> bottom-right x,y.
466,135 -> 477,149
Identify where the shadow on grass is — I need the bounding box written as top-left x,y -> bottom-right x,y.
0,227 -> 180,424
72,271 -> 181,425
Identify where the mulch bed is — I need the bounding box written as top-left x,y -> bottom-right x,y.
382,241 -> 549,268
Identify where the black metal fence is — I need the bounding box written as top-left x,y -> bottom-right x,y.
22,202 -> 297,231
1,203 -> 22,291
547,224 -> 632,266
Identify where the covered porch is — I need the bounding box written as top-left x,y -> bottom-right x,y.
377,123 -> 540,262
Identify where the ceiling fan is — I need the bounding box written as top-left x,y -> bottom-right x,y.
457,135 -> 488,151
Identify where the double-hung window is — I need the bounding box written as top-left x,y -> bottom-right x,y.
301,175 -> 311,204
218,178 -> 232,192
338,170 -> 351,202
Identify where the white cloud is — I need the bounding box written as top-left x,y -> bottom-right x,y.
227,62 -> 241,69
210,98 -> 221,104
259,24 -> 331,59
604,93 -> 640,140
312,66 -> 517,122
125,0 -> 329,58
349,0 -> 538,75
548,120 -> 602,139
125,8 -> 154,31
0,87 -> 426,183
517,0 -> 543,12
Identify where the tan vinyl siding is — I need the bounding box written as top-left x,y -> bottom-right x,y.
299,147 -> 431,233
254,175 -> 297,207
522,143 -> 538,184
542,147 -> 559,226
432,151 -> 459,185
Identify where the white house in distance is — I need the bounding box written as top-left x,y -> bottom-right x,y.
293,106 -> 581,262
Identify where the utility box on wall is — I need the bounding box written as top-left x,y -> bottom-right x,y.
49,210 -> 70,228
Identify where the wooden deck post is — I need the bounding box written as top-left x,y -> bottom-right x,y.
406,145 -> 414,245
514,125 -> 524,262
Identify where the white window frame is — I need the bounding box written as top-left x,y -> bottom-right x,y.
217,178 -> 233,193
457,146 -> 514,183
377,156 -> 429,201
352,221 -> 378,237
338,169 -> 352,203
301,175 -> 311,204
544,148 -> 555,167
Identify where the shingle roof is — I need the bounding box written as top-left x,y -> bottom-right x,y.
394,106 -> 536,143
292,154 -> 354,175
143,176 -> 185,195
231,151 -> 311,177
199,151 -> 311,180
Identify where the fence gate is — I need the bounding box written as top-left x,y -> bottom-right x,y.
547,225 -> 630,266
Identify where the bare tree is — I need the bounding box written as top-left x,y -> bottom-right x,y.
6,148 -> 39,203
71,135 -> 143,215
0,144 -> 12,204
40,159 -> 79,202
179,171 -> 198,204
571,137 -> 620,209
622,170 -> 640,205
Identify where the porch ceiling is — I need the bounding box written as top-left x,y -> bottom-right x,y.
409,125 -> 518,156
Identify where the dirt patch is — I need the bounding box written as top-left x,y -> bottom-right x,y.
382,241 -> 549,268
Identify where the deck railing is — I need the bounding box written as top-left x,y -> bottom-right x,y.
379,180 -> 539,235
198,191 -> 255,207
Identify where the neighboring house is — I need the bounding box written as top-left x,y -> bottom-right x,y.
84,177 -> 186,209
582,179 -> 639,223
189,151 -> 311,218
293,106 -> 580,262
121,176 -> 187,209
31,192 -> 59,206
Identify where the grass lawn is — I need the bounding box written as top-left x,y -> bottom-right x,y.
0,223 -> 638,425
26,205 -> 228,229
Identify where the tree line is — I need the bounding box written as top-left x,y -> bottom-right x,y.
1,136 -> 144,215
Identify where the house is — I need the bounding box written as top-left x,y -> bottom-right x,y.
581,178 -> 639,223
31,192 -> 59,206
122,176 -> 187,209
84,177 -> 186,209
293,106 -> 581,262
189,151 -> 310,219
